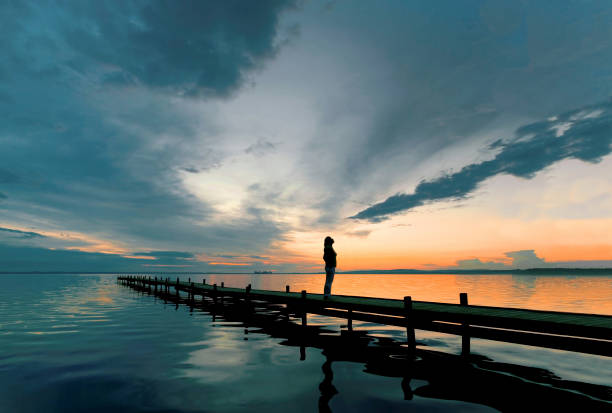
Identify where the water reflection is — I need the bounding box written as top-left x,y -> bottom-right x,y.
136,280 -> 612,411
318,357 -> 338,413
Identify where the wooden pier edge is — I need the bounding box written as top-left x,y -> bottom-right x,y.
117,275 -> 612,357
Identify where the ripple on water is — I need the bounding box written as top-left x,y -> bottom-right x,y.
0,273 -> 610,412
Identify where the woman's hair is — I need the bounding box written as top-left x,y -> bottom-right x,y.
324,236 -> 334,246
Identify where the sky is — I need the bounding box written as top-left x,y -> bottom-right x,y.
2,0 -> 612,272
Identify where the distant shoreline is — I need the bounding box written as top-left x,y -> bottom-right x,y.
2,268 -> 612,275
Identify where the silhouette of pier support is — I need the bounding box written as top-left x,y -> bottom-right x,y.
404,296 -> 416,356
301,290 -> 308,327
460,292 -> 470,357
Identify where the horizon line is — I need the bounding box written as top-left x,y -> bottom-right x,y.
2,267 -> 612,275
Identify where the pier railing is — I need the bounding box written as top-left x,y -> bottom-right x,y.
117,275 -> 612,357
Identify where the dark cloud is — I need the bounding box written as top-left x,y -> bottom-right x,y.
0,244 -> 181,272
249,255 -> 270,260
132,251 -> 194,259
352,99 -> 612,221
245,139 -> 276,156
0,227 -> 44,239
452,250 -> 612,270
505,250 -> 547,268
60,0 -> 297,97
454,250 -> 547,270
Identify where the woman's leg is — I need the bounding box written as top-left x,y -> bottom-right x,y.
324,267 -> 335,297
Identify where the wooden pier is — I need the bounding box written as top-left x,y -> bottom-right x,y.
117,275 -> 612,357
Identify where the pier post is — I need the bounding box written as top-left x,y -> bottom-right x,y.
285,286 -> 290,322
220,282 -> 224,305
300,290 -> 308,361
148,276 -> 152,293
243,284 -> 252,337
301,290 -> 308,327
203,278 -> 206,285
404,296 -> 416,355
154,277 -> 157,292
190,282 -> 195,305
213,283 -> 218,305
188,278 -> 191,300
348,308 -> 353,331
460,293 -> 470,357
245,284 -> 252,312
176,277 -> 179,297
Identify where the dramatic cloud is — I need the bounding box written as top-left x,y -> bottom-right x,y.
0,1 -> 295,259
269,0 -> 612,228
352,100 -> 612,221
22,0 -> 297,98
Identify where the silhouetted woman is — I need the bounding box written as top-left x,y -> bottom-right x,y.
323,236 -> 337,298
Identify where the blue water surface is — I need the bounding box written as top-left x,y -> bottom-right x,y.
0,274 -> 610,412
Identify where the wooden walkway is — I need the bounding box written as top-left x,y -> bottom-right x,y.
117,275 -> 612,357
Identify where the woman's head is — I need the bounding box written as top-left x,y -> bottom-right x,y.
324,236 -> 334,246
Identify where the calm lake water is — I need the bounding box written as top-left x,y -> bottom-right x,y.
1,273 -> 611,412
